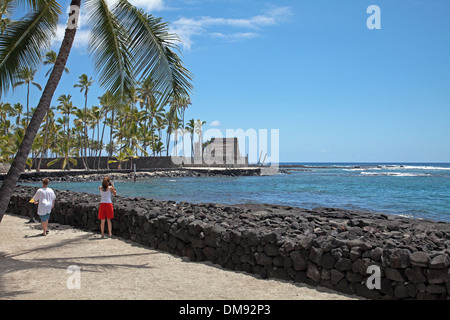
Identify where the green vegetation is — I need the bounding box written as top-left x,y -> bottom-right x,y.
0,0 -> 197,223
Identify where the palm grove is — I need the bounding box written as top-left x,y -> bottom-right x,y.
0,0 -> 196,223
1,67 -> 206,170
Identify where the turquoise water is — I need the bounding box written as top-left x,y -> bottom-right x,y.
22,163 -> 450,222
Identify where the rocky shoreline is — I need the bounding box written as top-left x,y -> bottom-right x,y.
0,167 -> 262,183
7,184 -> 450,300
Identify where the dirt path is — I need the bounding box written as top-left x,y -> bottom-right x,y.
0,214 -> 358,300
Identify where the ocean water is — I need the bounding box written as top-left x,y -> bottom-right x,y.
22,163 -> 450,223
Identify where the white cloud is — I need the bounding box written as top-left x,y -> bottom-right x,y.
53,23 -> 91,50
209,120 -> 221,127
171,6 -> 292,50
52,6 -> 91,49
52,4 -> 291,51
52,1 -> 166,49
128,0 -> 165,12
210,32 -> 258,41
106,0 -> 164,11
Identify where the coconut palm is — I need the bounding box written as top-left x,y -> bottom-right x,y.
47,138 -> 78,170
0,135 -> 15,162
172,116 -> 183,156
0,118 -> 13,137
13,67 -> 42,128
194,119 -> 206,160
89,105 -> 101,158
153,140 -> 165,157
0,0 -> 13,34
177,96 -> 191,156
185,118 -> 195,160
11,102 -> 23,127
56,94 -> 75,141
154,115 -> 166,154
178,96 -> 191,134
97,91 -> 116,168
108,149 -> 129,169
43,50 -> 69,77
148,103 -> 165,156
36,105 -> 56,171
0,101 -> 11,124
72,106 -> 89,168
0,0 -> 193,223
166,93 -> 191,156
74,73 -> 94,166
137,76 -> 159,155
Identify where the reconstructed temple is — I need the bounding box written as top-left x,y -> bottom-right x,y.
201,137 -> 247,167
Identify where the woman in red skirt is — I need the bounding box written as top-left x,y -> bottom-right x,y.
98,176 -> 117,238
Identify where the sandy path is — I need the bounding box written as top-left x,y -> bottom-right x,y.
0,214 -> 357,300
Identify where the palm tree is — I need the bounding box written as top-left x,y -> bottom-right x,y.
0,101 -> 12,124
178,96 -> 191,136
114,102 -> 131,151
13,67 -> 42,128
153,140 -> 165,157
0,0 -> 193,223
105,113 -> 116,169
194,119 -> 206,160
36,105 -> 56,171
47,138 -> 78,170
0,0 -> 13,34
72,107 -> 88,168
137,76 -> 159,155
154,115 -> 166,154
11,103 -> 23,127
43,50 -> 69,77
74,73 -> 94,167
56,94 -> 74,141
89,105 -> 101,158
108,149 -> 129,169
177,96 -> 191,156
149,103 -> 165,156
97,91 -> 115,168
185,119 -> 195,160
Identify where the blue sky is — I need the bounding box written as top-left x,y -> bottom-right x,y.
4,0 -> 450,163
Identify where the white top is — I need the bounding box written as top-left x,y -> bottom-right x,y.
100,189 -> 112,204
32,187 -> 56,215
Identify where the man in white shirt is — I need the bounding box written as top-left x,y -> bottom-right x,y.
32,178 -> 56,236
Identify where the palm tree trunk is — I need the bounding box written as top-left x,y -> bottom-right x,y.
166,123 -> 171,157
83,92 -> 90,170
182,108 -> 185,157
191,133 -> 194,161
67,112 -> 71,170
26,83 -> 30,128
98,111 -> 107,169
90,122 -> 95,158
107,110 -> 114,170
0,1 -> 80,223
151,120 -> 155,157
174,130 -> 177,156
36,111 -> 50,172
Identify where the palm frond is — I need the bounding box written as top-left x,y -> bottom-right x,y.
110,0 -> 193,104
32,81 -> 42,90
85,0 -> 134,100
0,0 -> 61,96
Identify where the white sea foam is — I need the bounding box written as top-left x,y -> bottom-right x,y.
402,165 -> 450,171
374,165 -> 450,171
344,167 -> 381,171
360,172 -> 431,177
